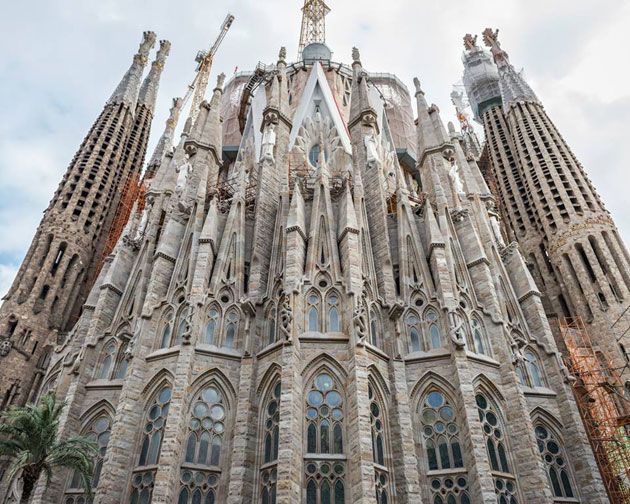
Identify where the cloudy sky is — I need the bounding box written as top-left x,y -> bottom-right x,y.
1,0 -> 629,297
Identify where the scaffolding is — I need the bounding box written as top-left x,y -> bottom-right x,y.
561,316 -> 630,503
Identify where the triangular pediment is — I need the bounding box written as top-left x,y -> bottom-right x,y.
288,62 -> 351,154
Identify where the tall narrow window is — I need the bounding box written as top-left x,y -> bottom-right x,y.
130,385 -> 172,503
260,382 -> 281,504
369,384 -> 390,504
65,415 -> 111,501
525,351 -> 544,387
327,292 -> 340,332
534,425 -> 576,499
159,310 -> 174,349
267,304 -> 277,345
224,311 -> 238,348
305,372 -> 345,503
471,318 -> 487,355
307,292 -> 321,332
179,385 -> 227,504
425,309 -> 442,349
405,312 -> 422,352
96,340 -> 116,379
475,393 -> 518,504
113,341 -> 129,379
369,308 -> 379,347
205,308 -> 219,345
419,390 -> 469,503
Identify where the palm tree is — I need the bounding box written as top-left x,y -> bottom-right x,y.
0,394 -> 97,503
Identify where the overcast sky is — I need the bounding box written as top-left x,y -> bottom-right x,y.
1,0 -> 629,297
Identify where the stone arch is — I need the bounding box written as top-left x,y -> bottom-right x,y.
256,363 -> 282,397
189,368 -> 237,409
472,373 -> 506,404
80,398 -> 116,427
367,364 -> 390,398
301,352 -> 348,386
530,407 -> 564,434
411,370 -> 457,409
141,368 -> 175,398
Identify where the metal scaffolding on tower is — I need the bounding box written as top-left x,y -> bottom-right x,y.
561,316 -> 630,503
297,0 -> 330,60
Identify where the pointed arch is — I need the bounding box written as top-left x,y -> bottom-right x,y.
404,308 -> 423,353
471,374 -> 506,404
79,399 -> 116,425
302,352 -> 348,385
306,289 -> 322,332
325,288 -> 341,332
95,337 -> 118,380
141,368 -> 175,397
222,305 -> 240,349
411,371 -> 457,405
470,313 -> 489,356
368,373 -> 393,503
189,368 -> 237,410
203,302 -> 222,346
522,347 -> 546,387
256,363 -> 282,397
257,370 -> 282,503
158,305 -> 175,349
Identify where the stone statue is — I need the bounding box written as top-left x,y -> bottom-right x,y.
134,207 -> 149,240
261,123 -> 277,162
175,158 -> 192,192
364,133 -> 379,168
180,308 -> 194,345
490,214 -> 506,247
353,301 -> 368,346
449,162 -> 465,197
279,292 -> 293,343
352,47 -> 361,63
448,310 -> 466,349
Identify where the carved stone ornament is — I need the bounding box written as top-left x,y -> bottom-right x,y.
261,122 -> 277,163
448,310 -> 466,349
180,306 -> 194,345
463,33 -> 478,51
279,291 -> 293,343
0,338 -> 12,357
353,299 -> 368,346
450,208 -> 469,223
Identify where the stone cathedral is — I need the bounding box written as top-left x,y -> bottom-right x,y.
1,3 -> 629,504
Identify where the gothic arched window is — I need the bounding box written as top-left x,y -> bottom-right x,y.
534,424 -> 575,499
419,389 -> 469,503
223,310 -> 238,348
96,340 -> 117,379
475,393 -> 518,503
326,292 -> 341,332
369,384 -> 390,504
305,371 -> 346,504
307,292 -> 321,332
205,307 -> 220,345
260,381 -> 281,504
471,317 -> 487,355
525,351 -> 544,387
65,415 -> 111,501
179,385 -> 227,504
113,340 -> 129,379
159,309 -> 174,349
267,303 -> 278,346
405,312 -> 422,353
425,308 -> 442,350
369,307 -> 380,347
130,385 -> 172,502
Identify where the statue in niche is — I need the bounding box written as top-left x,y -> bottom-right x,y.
353,301 -> 368,346
279,291 -> 293,343
447,310 -> 466,349
486,200 -> 506,246
261,122 -> 276,162
134,207 -> 149,240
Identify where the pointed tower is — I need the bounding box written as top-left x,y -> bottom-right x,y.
463,28 -> 630,381
0,31 -> 164,409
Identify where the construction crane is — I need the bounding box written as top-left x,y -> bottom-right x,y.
182,13 -> 235,127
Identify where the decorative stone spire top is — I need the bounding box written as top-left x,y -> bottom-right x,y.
482,28 -> 509,67
215,72 -> 226,92
109,31 -> 156,107
278,46 -> 287,64
147,97 -> 183,173
413,77 -> 424,96
463,33 -> 478,51
138,39 -> 171,110
352,46 -> 361,66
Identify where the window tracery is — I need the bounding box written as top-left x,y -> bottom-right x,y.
305,371 -> 346,504
534,425 -> 576,500
369,384 -> 390,504
405,306 -> 445,353
475,393 -> 518,504
95,337 -> 129,380
130,385 -> 172,503
179,385 -> 227,504
260,381 -> 281,504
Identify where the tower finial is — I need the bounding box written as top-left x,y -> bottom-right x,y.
297,0 -> 331,59
463,33 -> 478,51
352,47 -> 361,65
413,77 -> 423,95
482,27 -> 509,66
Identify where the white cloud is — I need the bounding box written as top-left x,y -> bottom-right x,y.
0,0 -> 628,282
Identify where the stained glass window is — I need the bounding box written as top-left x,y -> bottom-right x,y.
535,425 -> 575,499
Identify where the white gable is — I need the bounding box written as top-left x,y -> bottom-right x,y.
288,62 -> 352,154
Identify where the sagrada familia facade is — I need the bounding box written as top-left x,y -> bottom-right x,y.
1,2 -> 628,503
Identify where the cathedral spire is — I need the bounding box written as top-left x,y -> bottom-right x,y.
138,39 -> 171,112
108,31 -> 156,107
146,97 -> 184,176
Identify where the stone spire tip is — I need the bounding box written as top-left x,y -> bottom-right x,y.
352,47 -> 361,65
413,77 -> 423,95
156,40 -> 171,63
278,46 -> 287,63
216,73 -> 226,90
463,33 -> 478,51
139,31 -> 157,60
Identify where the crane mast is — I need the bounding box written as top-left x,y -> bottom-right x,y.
183,13 -> 235,128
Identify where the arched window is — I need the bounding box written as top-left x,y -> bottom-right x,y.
305,371 -> 345,504
113,340 -> 129,379
173,306 -> 190,347
534,425 -> 576,499
96,340 -> 117,379
130,385 -> 172,502
260,381 -> 281,504
369,308 -> 380,347
205,307 -> 220,345
525,351 -> 544,387
405,312 -> 422,353
179,385 -> 226,504
475,393 -> 518,504
65,415 -> 111,501
307,292 -> 321,332
419,389 -> 469,504
159,310 -> 174,349
471,317 -> 487,355
326,292 -> 340,332
267,303 -> 278,346
369,384 -> 390,504
425,309 -> 442,350
224,310 -> 238,348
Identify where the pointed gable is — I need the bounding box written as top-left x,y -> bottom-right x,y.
288,62 -> 351,154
